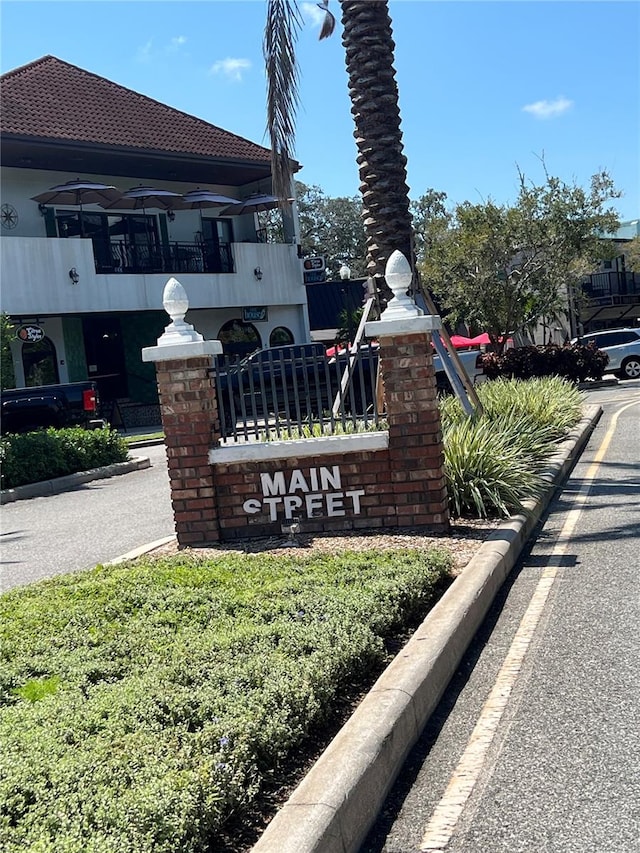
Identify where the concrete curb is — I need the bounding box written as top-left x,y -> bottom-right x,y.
577,376 -> 618,390
251,404 -> 602,853
104,535 -> 177,565
0,456 -> 151,505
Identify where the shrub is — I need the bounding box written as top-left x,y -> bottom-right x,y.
440,376 -> 584,517
0,427 -> 128,490
441,376 -> 583,438
443,416 -> 546,518
479,342 -> 608,382
0,549 -> 452,853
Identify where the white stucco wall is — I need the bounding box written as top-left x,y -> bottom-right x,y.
1,166 -> 307,317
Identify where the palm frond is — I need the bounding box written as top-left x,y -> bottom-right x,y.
319,5 -> 336,40
264,0 -> 303,201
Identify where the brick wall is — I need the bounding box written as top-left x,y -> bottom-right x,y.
149,329 -> 449,546
381,331 -> 448,525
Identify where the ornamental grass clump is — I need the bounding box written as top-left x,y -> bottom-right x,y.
440,376 -> 583,518
262,418 -> 388,441
0,548 -> 451,853
473,376 -> 583,439
443,416 -> 546,518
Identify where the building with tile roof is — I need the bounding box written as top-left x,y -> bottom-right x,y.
1,56 -> 308,425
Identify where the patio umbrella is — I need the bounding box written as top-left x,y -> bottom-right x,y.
100,186 -> 184,250
448,334 -> 475,349
219,192 -> 294,216
177,189 -> 239,210
177,189 -> 240,237
31,180 -> 121,236
100,186 -> 182,214
99,186 -> 184,270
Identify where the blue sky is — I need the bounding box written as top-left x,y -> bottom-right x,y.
2,1 -> 638,219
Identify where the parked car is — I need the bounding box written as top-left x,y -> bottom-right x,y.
215,343 -> 376,423
572,328 -> 640,380
214,339 -> 486,429
0,381 -> 103,434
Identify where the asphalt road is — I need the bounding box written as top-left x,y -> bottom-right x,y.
0,443 -> 174,592
362,379 -> 640,853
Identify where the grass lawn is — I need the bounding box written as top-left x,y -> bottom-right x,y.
0,548 -> 452,853
122,431 -> 164,445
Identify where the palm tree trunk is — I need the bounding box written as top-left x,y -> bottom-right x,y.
340,0 -> 414,299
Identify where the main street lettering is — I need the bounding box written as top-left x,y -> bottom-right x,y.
242,465 -> 364,520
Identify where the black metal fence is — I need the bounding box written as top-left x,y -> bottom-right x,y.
582,271 -> 640,301
94,240 -> 234,275
213,343 -> 383,441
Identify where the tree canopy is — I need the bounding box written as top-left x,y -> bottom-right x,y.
295,181 -> 367,278
413,168 -> 621,349
620,235 -> 640,272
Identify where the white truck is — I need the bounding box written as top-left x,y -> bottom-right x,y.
432,347 -> 486,392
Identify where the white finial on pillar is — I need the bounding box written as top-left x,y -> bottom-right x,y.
158,277 -> 203,345
141,278 -> 222,362
364,251 -> 441,338
381,251 -> 423,320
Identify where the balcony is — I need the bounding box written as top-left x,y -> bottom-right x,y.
1,236 -> 304,316
582,271 -> 640,304
93,240 -> 234,275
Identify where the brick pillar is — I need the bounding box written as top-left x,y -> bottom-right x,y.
365,250 -> 449,531
142,277 -> 223,547
154,356 -> 220,546
378,331 -> 449,529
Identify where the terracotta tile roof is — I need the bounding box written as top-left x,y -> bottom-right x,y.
1,55 -> 271,164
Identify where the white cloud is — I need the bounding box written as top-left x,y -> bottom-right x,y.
138,36 -> 187,61
136,39 -> 153,64
522,96 -> 573,120
209,58 -> 252,82
301,2 -> 325,28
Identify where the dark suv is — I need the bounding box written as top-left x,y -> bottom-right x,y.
573,328 -> 640,380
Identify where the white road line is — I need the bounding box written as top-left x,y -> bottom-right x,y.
419,399 -> 639,852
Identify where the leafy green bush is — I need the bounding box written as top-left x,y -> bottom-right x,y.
479,342 -> 608,382
440,377 -> 583,517
0,427 -> 129,489
0,549 -> 451,853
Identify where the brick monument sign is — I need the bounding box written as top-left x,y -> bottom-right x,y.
143,253 -> 449,546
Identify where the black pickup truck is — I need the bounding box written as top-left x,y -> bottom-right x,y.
0,381 -> 103,435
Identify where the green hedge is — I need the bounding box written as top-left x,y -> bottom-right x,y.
0,427 -> 129,490
0,549 -> 452,853
479,342 -> 608,382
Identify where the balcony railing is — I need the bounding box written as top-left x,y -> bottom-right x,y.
93,240 -> 234,275
582,271 -> 640,301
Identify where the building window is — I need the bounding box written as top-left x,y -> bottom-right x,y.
22,337 -> 59,386
269,326 -> 294,346
55,211 -> 160,272
218,320 -> 262,360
